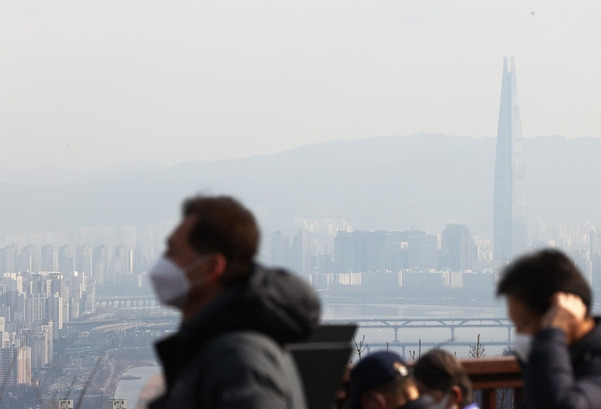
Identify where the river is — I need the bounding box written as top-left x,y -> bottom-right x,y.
113,301 -> 510,403
114,365 -> 161,407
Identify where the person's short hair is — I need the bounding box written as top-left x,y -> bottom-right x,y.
182,195 -> 259,286
496,249 -> 592,315
412,349 -> 472,408
345,351 -> 413,409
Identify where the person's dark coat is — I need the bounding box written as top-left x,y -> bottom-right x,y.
149,265 -> 321,409
522,318 -> 601,409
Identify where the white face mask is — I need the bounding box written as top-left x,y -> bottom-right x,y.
149,256 -> 207,308
513,333 -> 533,363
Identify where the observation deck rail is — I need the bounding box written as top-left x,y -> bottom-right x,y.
460,356 -> 523,409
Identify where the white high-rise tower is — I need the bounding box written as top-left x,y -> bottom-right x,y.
494,57 -> 527,263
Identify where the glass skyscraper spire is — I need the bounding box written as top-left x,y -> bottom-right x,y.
494,57 -> 527,263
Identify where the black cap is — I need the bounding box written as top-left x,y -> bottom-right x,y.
345,351 -> 410,409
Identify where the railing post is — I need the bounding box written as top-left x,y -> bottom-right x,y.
514,388 -> 524,407
481,389 -> 496,409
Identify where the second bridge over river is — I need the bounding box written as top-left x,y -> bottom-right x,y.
324,317 -> 514,354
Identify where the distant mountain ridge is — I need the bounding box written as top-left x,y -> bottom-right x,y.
1,134 -> 599,238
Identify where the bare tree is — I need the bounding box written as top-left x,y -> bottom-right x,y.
408,339 -> 422,363
468,334 -> 485,358
352,335 -> 368,361
468,334 -> 486,407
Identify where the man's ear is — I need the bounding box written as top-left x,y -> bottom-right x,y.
449,385 -> 463,408
206,253 -> 227,281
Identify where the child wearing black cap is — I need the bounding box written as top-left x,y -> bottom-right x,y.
345,351 -> 433,409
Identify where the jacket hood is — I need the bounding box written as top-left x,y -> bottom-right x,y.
179,264 -> 321,346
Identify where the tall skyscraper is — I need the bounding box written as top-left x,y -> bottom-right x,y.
441,224 -> 477,271
494,57 -> 527,263
0,346 -> 31,385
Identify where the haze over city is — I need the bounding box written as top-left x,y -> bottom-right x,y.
1,2 -> 601,408
1,1 -> 600,171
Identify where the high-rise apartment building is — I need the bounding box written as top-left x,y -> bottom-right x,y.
270,231 -> 291,268
493,57 -> 527,263
29,326 -> 53,369
0,346 -> 31,385
333,230 -> 437,273
440,224 -> 477,271
41,244 -> 59,272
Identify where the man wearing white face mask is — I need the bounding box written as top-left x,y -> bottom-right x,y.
147,195 -> 320,409
496,249 -> 601,409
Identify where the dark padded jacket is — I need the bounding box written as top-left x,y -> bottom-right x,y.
522,318 -> 601,409
149,265 -> 321,409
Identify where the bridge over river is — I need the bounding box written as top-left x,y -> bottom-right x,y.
324,317 -> 514,356
96,294 -> 158,308
64,315 -> 514,357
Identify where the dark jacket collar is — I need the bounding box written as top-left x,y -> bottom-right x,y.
155,264 -> 321,386
569,317 -> 601,365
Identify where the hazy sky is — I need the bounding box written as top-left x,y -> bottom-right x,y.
2,1 -> 600,170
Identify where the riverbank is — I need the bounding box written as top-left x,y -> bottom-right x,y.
114,365 -> 162,406
120,375 -> 142,381
90,347 -> 157,397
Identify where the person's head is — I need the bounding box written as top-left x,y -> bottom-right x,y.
496,249 -> 591,336
150,195 -> 259,319
181,195 -> 259,285
346,351 -> 418,409
412,349 -> 472,409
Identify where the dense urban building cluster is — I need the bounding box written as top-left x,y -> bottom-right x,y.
270,221 -> 601,299
0,244 -> 152,291
0,224 -> 174,399
0,267 -> 103,387
271,224 -> 483,292
0,220 -> 598,393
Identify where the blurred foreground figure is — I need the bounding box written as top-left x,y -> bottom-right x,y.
497,249 -> 601,409
345,351 -> 429,409
148,195 -> 320,409
413,349 -> 478,409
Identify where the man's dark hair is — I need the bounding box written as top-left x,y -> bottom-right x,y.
412,349 -> 473,408
496,249 -> 591,315
183,195 -> 259,286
